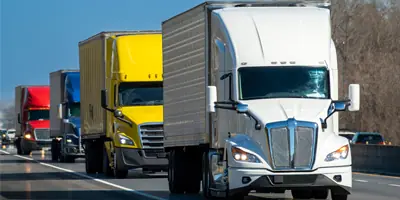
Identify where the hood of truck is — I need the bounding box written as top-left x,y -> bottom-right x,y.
244,98 -> 332,125
68,117 -> 81,129
119,105 -> 163,125
28,120 -> 50,129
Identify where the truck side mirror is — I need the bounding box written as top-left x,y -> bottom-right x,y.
114,110 -> 123,118
348,84 -> 360,111
57,104 -> 63,119
236,103 -> 248,113
207,86 -> 217,113
101,89 -> 108,109
17,113 -> 21,124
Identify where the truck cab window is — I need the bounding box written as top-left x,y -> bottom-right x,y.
118,82 -> 163,106
69,102 -> 80,117
28,110 -> 50,120
238,66 -> 330,100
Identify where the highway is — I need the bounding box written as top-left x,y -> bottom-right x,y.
0,143 -> 399,200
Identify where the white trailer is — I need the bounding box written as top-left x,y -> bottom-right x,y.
162,1 -> 360,200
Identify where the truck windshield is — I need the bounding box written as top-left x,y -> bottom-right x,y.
28,110 -> 50,120
238,66 -> 330,100
69,103 -> 80,117
118,82 -> 163,106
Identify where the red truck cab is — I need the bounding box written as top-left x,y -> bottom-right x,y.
15,86 -> 51,155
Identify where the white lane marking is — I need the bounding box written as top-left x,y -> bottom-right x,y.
388,184 -> 400,187
354,179 -> 368,183
0,150 -> 10,155
15,155 -> 34,161
9,154 -> 167,200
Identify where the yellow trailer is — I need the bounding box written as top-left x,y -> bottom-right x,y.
79,31 -> 166,178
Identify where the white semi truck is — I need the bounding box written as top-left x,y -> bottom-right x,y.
162,1 -> 360,200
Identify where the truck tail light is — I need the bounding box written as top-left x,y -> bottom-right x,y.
378,141 -> 385,145
24,131 -> 35,141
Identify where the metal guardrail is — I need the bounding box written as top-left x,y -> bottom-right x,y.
351,144 -> 400,176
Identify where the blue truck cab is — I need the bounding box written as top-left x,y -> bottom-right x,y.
50,70 -> 83,162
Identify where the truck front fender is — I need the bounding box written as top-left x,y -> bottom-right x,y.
224,133 -> 271,169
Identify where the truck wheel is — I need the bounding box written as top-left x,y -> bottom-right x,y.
20,143 -> 31,155
331,193 -> 348,200
113,152 -> 128,179
85,142 -> 97,174
102,146 -> 113,177
64,156 -> 75,163
292,189 -> 313,199
313,189 -> 329,199
185,148 -> 201,194
202,151 -> 211,198
16,139 -> 22,155
51,139 -> 58,161
168,149 -> 185,194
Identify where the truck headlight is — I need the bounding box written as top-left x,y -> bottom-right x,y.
117,134 -> 134,145
231,146 -> 261,163
325,145 -> 349,162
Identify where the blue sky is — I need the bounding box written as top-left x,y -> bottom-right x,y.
0,0 -> 212,102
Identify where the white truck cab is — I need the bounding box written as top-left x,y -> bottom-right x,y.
162,1 -> 360,200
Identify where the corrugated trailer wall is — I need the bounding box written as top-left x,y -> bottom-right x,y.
50,71 -> 63,138
162,4 -> 208,147
79,35 -> 106,137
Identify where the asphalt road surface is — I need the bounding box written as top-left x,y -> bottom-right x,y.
1,143 -> 399,200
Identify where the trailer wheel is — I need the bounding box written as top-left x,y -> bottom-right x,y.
168,149 -> 185,194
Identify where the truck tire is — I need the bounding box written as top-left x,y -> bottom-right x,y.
64,156 -> 75,163
331,193 -> 348,200
202,151 -> 211,198
102,146 -> 113,177
168,149 -> 185,194
313,189 -> 329,199
20,143 -> 31,155
16,138 -> 22,155
85,141 -> 97,174
185,149 -> 201,194
51,139 -> 58,161
113,152 -> 128,179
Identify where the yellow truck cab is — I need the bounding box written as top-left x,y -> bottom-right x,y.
79,31 -> 166,178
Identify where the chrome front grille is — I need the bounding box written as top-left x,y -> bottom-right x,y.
139,123 -> 165,158
266,118 -> 317,171
270,127 -> 290,168
34,129 -> 51,141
